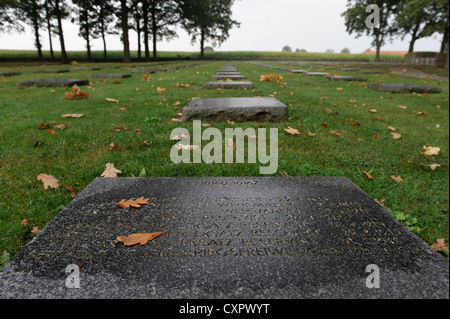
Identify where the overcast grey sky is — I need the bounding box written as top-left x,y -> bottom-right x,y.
0,0 -> 443,53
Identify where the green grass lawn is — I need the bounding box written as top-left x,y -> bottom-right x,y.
0,60 -> 448,265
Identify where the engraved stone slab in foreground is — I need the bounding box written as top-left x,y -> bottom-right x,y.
0,177 -> 448,299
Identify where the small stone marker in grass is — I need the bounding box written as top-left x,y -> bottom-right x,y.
33,69 -> 70,74
16,78 -> 90,88
368,83 -> 442,94
181,97 -> 289,122
88,74 -> 132,79
202,81 -> 254,90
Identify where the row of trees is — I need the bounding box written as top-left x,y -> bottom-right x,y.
342,0 -> 449,61
0,0 -> 239,63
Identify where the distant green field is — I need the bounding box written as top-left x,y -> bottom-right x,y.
0,49 -> 405,61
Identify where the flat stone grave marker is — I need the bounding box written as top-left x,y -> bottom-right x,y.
0,177 -> 448,299
219,69 -> 239,73
340,68 -> 359,71
16,78 -> 90,88
359,70 -> 384,74
181,97 -> 289,122
88,73 -> 132,79
368,83 -> 442,94
126,69 -> 156,74
325,75 -> 368,82
305,72 -> 328,76
33,69 -> 70,74
211,74 -> 246,81
216,71 -> 242,75
0,72 -> 22,77
202,81 -> 254,90
72,67 -> 101,71
289,70 -> 309,73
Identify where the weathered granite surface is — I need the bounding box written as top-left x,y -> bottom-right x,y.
368,83 -> 442,93
289,70 -> 309,73
202,81 -> 254,90
88,73 -> 132,79
211,75 -> 246,81
325,75 -> 368,81
72,67 -> 101,71
359,70 -> 384,74
0,177 -> 448,299
16,78 -> 90,88
33,69 -> 70,74
181,97 -> 289,122
0,72 -> 22,77
305,72 -> 328,76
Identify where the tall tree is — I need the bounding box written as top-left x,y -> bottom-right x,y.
43,0 -> 55,59
130,0 -> 143,60
0,0 -> 22,32
72,0 -> 96,61
432,0 -> 449,55
16,0 -> 44,59
179,0 -> 239,59
396,0 -> 444,53
116,0 -> 131,62
48,0 -> 70,63
91,0 -> 117,60
342,0 -> 400,62
145,0 -> 180,61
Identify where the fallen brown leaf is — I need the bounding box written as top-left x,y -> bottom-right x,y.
260,74 -> 284,82
64,84 -> 89,99
37,174 -> 60,189
421,146 -> 440,156
61,114 -> 84,118
362,171 -> 374,180
65,185 -> 77,198
54,124 -> 67,130
106,98 -> 119,104
391,175 -> 404,183
117,197 -> 150,208
101,163 -> 122,178
284,126 -> 300,135
117,232 -> 166,246
31,226 -> 41,235
431,238 -> 449,252
330,130 -> 341,136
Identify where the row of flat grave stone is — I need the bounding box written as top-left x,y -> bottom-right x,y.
0,72 -> 23,77
202,62 -> 254,90
126,61 -> 211,74
15,62 -> 209,88
247,61 -> 442,94
0,177 -> 448,299
183,63 -> 288,123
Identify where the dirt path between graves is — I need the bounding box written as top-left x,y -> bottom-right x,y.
390,67 -> 449,82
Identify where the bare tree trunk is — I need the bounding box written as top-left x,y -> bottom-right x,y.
121,0 -> 131,62
44,0 -> 54,60
200,27 -> 205,59
101,22 -> 107,61
54,0 -> 68,64
32,18 -> 43,60
143,1 -> 150,61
